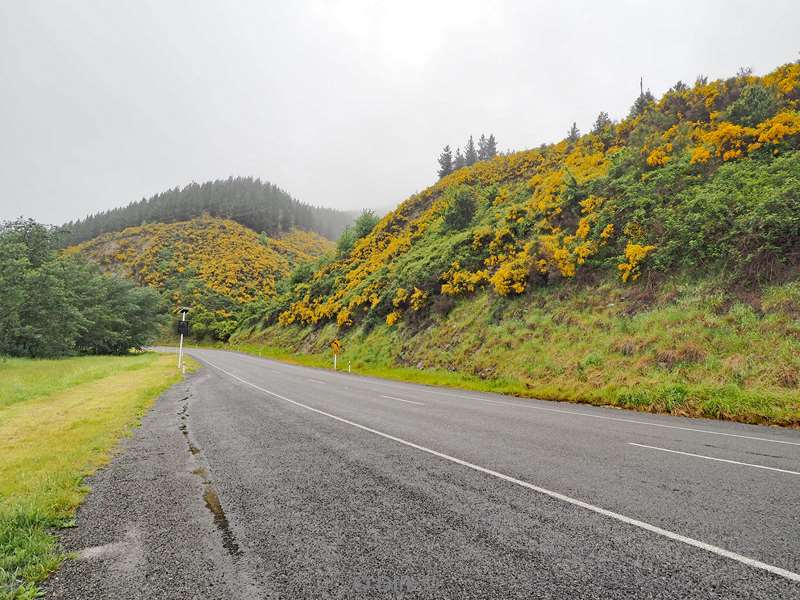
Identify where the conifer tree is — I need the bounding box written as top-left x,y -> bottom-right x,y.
485,134 -> 498,158
437,145 -> 453,179
478,134 -> 488,160
464,135 -> 478,166
454,147 -> 466,170
567,122 -> 580,143
591,112 -> 612,134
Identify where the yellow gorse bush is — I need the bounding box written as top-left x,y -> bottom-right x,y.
274,61 -> 800,328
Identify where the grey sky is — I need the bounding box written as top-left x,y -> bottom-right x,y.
1,1 -> 798,225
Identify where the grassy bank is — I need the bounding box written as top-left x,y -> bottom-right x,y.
0,353 -> 190,599
228,278 -> 800,427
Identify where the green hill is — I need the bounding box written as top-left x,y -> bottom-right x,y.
67,217 -> 334,341
235,61 -> 800,425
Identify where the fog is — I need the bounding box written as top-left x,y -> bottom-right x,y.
1,0 -> 798,224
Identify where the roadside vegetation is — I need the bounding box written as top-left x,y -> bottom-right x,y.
222,61 -> 800,425
62,60 -> 800,426
0,219 -> 165,358
0,353 -> 189,600
233,277 -> 800,426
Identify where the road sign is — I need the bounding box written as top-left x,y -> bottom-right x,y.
177,307 -> 189,370
330,339 -> 341,370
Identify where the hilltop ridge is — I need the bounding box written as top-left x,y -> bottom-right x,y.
60,176 -> 354,245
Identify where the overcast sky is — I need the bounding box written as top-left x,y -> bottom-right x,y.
1,1 -> 799,225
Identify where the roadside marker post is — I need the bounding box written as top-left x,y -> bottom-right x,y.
177,307 -> 189,370
330,339 -> 341,370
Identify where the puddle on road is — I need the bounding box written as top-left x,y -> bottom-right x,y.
203,487 -> 243,559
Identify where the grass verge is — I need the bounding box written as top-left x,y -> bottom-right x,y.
214,280 -> 800,427
0,352 -> 193,599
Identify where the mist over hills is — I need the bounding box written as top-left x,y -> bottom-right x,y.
60,176 -> 355,246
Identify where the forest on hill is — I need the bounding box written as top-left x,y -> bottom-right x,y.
68,217 -> 334,341
235,60 -> 800,425
60,177 -> 355,246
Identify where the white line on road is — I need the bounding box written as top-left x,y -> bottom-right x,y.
306,378 -> 327,385
192,349 -> 800,447
199,356 -> 800,584
629,443 -> 800,476
380,395 -> 425,406
424,391 -> 800,447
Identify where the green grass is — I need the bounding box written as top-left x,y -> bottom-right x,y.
0,354 -> 165,410
0,353 -> 192,599
225,278 -> 800,427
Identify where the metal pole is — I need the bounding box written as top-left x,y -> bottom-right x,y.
334,353 -> 337,370
178,311 -> 186,369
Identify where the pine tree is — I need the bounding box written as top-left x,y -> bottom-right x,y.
485,134 -> 498,159
478,134 -> 488,160
454,147 -> 466,170
437,145 -> 453,179
567,122 -> 580,143
591,112 -> 612,134
628,78 -> 655,119
464,135 -> 478,166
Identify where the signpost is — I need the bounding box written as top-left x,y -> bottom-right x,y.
330,338 -> 341,370
177,307 -> 189,370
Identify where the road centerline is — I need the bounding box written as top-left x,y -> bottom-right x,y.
629,443 -> 800,476
198,355 -> 800,584
379,394 -> 425,406
415,388 -> 800,447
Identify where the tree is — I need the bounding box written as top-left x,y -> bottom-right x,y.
478,134 -> 488,160
724,84 -> 778,127
628,90 -> 655,119
591,112 -> 612,134
337,209 -> 380,256
0,218 -> 168,357
437,145 -> 453,179
454,147 -> 466,170
443,187 -> 476,230
566,122 -> 580,143
464,135 -> 478,166
485,134 -> 498,159
57,177 -> 354,246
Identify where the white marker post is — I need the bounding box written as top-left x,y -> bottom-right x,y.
177,307 -> 189,370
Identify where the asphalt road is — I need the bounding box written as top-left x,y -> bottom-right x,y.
46,347 -> 800,599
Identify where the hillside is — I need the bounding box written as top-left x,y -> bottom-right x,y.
237,61 -> 800,425
60,177 -> 354,246
67,216 -> 334,340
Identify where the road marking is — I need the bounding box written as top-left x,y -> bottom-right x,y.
380,395 -> 425,406
193,349 -> 800,447
199,356 -> 800,584
307,378 -> 327,385
629,443 -> 800,476
420,390 -> 800,447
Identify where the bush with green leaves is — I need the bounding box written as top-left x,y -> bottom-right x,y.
0,219 -> 167,357
442,187 -> 476,230
337,209 -> 380,256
